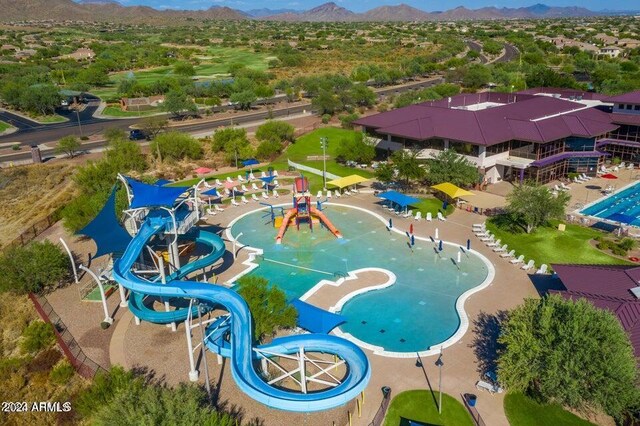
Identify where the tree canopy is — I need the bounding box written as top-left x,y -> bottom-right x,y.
498,295 -> 640,421
425,149 -> 479,188
0,241 -> 70,294
335,133 -> 375,164
391,149 -> 425,183
55,135 -> 81,158
506,182 -> 570,233
150,132 -> 202,161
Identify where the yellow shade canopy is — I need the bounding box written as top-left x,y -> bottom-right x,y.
326,174 -> 369,189
431,182 -> 475,199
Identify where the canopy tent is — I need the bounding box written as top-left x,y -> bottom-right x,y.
431,182 -> 475,199
291,299 -> 346,334
78,188 -> 132,258
376,191 -> 420,208
125,176 -> 189,209
194,167 -> 213,175
154,178 -> 172,186
326,174 -> 369,189
601,173 -> 618,179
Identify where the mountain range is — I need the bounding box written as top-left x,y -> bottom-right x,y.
0,0 -> 632,23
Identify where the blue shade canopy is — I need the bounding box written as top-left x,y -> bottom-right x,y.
259,176 -> 275,184
154,178 -> 172,186
78,188 -> 132,258
202,188 -> 220,197
376,191 -> 420,208
291,299 -> 346,334
242,158 -> 259,167
125,176 -> 189,209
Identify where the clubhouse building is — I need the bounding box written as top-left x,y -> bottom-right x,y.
354,88 -> 640,185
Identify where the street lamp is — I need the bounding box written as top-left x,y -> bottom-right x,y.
435,349 -> 444,414
320,136 -> 328,190
76,109 -> 83,138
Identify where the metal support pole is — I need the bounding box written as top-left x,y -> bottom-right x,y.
233,232 -> 243,260
185,314 -> 199,381
198,304 -> 212,399
299,346 -> 307,394
59,238 -> 78,284
118,284 -> 127,308
79,265 -> 113,325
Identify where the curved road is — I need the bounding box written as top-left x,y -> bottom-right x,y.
495,42 -> 519,64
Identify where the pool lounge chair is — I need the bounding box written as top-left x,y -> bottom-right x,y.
472,222 -> 485,230
535,264 -> 548,274
479,234 -> 494,242
241,184 -> 249,192
273,179 -> 279,187
206,208 -> 216,216
510,255 -> 525,265
249,172 -> 256,181
628,163 -> 635,170
500,249 -> 515,258
251,194 -> 259,202
214,204 -> 224,212
317,191 -> 322,198
573,177 -> 582,184
238,175 -> 246,183
224,188 -> 231,196
437,212 -> 446,221
521,259 -> 535,271
204,181 -> 215,189
560,182 -> 571,190
475,229 -> 490,237
335,190 -> 341,198
415,211 -> 423,221
326,190 -> 332,199
261,171 -> 267,178
226,176 -> 233,183
426,212 -> 432,222
476,380 -> 503,394
486,239 -> 501,248
231,199 -> 240,207
580,173 -> 592,181
251,183 -> 260,191
273,189 -> 279,198
403,209 -> 413,218
215,179 -> 223,187
273,170 -> 279,177
262,192 -> 269,199
493,244 -> 507,253
241,196 -> 249,204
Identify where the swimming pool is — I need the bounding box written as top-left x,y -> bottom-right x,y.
229,204 -> 492,354
581,182 -> 640,226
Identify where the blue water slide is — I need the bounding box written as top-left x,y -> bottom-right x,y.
112,216 -> 371,412
127,227 -> 226,324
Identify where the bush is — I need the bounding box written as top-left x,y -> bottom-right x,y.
50,360 -> 75,385
335,132 -> 375,164
20,321 -> 55,354
0,241 -> 70,294
619,238 -> 636,252
150,132 -> 203,161
339,112 -> 360,129
255,120 -> 295,144
321,114 -> 331,124
256,139 -> 284,160
74,366 -> 139,418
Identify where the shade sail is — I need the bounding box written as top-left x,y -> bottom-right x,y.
259,176 -> 275,184
125,176 -> 189,209
291,299 -> 346,334
327,174 -> 369,189
431,182 -> 474,199
202,188 -> 220,197
601,173 -> 618,179
154,178 -> 172,186
376,191 -> 420,208
78,188 -> 132,258
242,158 -> 259,167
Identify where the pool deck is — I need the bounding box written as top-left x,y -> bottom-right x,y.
36,186 -> 612,426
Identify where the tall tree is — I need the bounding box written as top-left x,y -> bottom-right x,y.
162,90 -> 197,118
55,135 -> 81,158
426,149 -> 479,187
506,182 -> 570,233
391,149 -> 425,184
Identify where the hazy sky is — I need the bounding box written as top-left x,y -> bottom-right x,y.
113,0 -> 638,13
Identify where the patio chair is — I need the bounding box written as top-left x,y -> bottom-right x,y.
573,177 -> 582,184
620,162 -> 626,168
326,190 -> 332,199
500,249 -> 515,258
415,211 -> 423,221
510,255 -> 525,265
238,175 -> 246,183
403,209 -> 413,218
426,212 -> 432,222
224,188 -> 231,196
204,181 -> 214,189
317,191 -> 322,198
241,184 -> 249,192
251,194 -> 259,202
580,173 -> 592,181
206,208 -> 216,216
241,196 -> 249,204
273,189 -> 279,198
479,234 -> 494,242
252,183 -> 260,191
472,222 -> 485,230
486,239 -> 501,248
475,229 -> 490,237
535,264 -> 548,274
560,182 -> 571,190
335,190 -> 341,198
215,179 -> 223,187
476,380 -> 503,394
231,199 -> 240,207
273,170 -> 279,177
628,164 -> 634,170
226,176 -> 233,183
351,187 -> 358,194
249,172 -> 256,181
273,179 -> 279,187
521,259 -> 535,271
214,204 -> 224,212
261,171 -> 267,178
262,192 -> 269,199
437,212 -> 446,221
493,244 -> 507,253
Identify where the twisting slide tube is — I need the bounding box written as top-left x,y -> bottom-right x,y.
112,213 -> 370,412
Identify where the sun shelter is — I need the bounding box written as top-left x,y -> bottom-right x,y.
154,178 -> 172,186
78,187 -> 132,258
124,177 -> 190,209
431,182 -> 475,200
327,174 -> 369,191
291,299 -> 346,333
376,190 -> 420,213
201,188 -> 220,208
242,158 -> 260,172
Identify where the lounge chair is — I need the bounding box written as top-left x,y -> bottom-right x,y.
238,175 -> 246,183
224,188 -> 231,196
204,181 -> 215,189
226,176 -> 233,183
475,229 -> 490,237
231,199 -> 240,207
486,239 -> 501,248
273,189 -> 279,198
215,179 -> 223,186
251,194 -> 259,202
510,255 -> 525,265
206,208 -> 216,216
535,264 -> 548,274
326,191 -> 332,199
403,209 -> 413,218
262,192 -> 269,199
472,222 -> 485,230
573,177 -> 582,184
476,380 -> 503,394
335,190 -> 341,198
620,162 -> 626,168
521,259 -> 535,271
241,196 -> 249,204
415,212 -> 422,221
479,234 -> 494,242
241,184 -> 249,192
493,244 -> 507,253
214,204 -> 224,212
628,163 -> 634,170
500,249 -> 515,258
426,212 -> 432,222
437,212 -> 446,221
560,182 -> 571,190
317,191 -> 322,198
252,183 -> 260,191
273,170 -> 279,177
580,173 -> 592,181
249,172 -> 256,181
350,187 -> 358,194
260,171 -> 267,178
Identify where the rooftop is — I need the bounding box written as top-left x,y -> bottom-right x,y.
605,90 -> 640,105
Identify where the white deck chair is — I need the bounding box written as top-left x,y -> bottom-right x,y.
215,179 -> 223,186
437,212 -> 446,221
493,244 -> 507,253
415,211 -> 422,221
260,171 -> 267,178
249,172 -> 256,181
262,192 -> 269,199
475,229 -> 490,237
351,187 -> 358,194
426,212 -> 432,222
206,208 -> 216,216
224,188 -> 231,196
479,234 -> 494,242
251,194 -> 259,202
214,204 -> 224,212
273,179 -> 279,187
231,199 -> 240,207
510,255 -> 525,265
535,264 -> 548,274
238,175 -> 246,183
241,196 -> 249,204
573,177 -> 582,184
273,170 -> 279,177
335,190 -> 341,198
273,189 -> 279,198
403,209 -> 412,218
204,181 -> 214,189
560,182 -> 571,190
476,380 -> 503,394
326,190 -> 332,199
521,260 -> 535,271
486,239 -> 501,248
472,222 -> 485,230
241,184 -> 249,192
500,249 -> 515,258
620,162 -> 626,168
317,191 -> 322,198
628,164 -> 634,170
226,176 -> 233,183
252,183 -> 260,191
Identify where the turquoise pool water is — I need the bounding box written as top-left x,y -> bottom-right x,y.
230,205 -> 490,353
581,182 -> 640,226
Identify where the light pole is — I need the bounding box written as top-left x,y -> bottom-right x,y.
435,349 -> 444,414
320,136 -> 328,190
76,109 -> 83,138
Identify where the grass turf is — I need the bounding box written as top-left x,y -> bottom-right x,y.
486,220 -> 630,267
504,393 -> 596,426
412,198 -> 455,217
0,121 -> 13,132
383,390 -> 474,426
101,106 -> 161,117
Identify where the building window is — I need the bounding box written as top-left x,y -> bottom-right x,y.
565,137 -> 595,152
510,140 -> 537,160
449,141 -> 479,157
635,105 -> 640,111
627,104 -> 633,110
486,141 -> 509,157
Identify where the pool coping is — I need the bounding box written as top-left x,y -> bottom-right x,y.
576,180 -> 640,228
224,203 -> 496,358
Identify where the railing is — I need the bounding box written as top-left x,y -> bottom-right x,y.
368,389 -> 392,426
3,208 -> 63,250
28,292 -> 107,379
462,393 -> 487,426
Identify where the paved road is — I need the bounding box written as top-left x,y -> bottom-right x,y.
495,43 -> 519,64
465,40 -> 488,64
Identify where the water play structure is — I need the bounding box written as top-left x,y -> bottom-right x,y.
275,176 -> 342,244
86,176 -> 369,412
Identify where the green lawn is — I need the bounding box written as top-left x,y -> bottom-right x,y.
0,121 -> 13,132
486,220 -> 630,267
282,127 -> 360,162
102,106 -> 161,117
412,198 -> 455,217
384,390 -> 474,426
504,393 -> 596,426
35,114 -> 67,123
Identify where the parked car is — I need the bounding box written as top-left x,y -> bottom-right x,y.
129,129 -> 151,141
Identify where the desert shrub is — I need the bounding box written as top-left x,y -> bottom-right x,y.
50,360 -> 75,385
0,241 -> 70,294
20,321 -> 55,354
321,114 -> 331,124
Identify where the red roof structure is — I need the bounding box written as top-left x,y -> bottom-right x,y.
604,90 -> 640,104
551,264 -> 640,357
